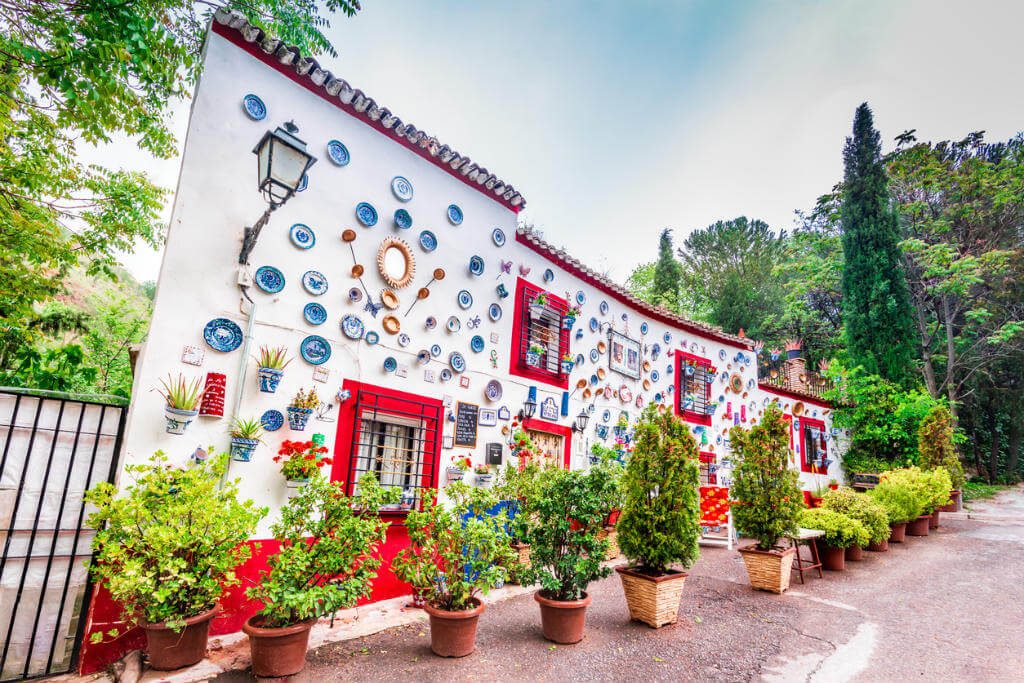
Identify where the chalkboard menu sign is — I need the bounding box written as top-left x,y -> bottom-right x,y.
454,401 -> 479,447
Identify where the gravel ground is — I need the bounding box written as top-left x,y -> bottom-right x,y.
214,486 -> 1024,682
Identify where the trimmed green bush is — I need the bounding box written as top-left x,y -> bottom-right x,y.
617,405 -> 701,574
798,508 -> 870,549
917,406 -> 965,490
821,487 -> 890,544
920,467 -> 953,514
868,468 -> 926,523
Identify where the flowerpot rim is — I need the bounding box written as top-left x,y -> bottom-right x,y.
916,514 -> 933,521
258,366 -> 284,374
165,406 -> 200,416
230,437 -> 260,445
534,590 -> 591,609
243,615 -> 316,638
287,406 -> 314,413
615,565 -> 688,583
422,597 -> 485,620
141,604 -> 220,631
890,521 -> 908,527
738,543 -> 795,558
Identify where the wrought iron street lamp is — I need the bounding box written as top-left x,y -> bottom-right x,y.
572,409 -> 590,433
519,396 -> 537,421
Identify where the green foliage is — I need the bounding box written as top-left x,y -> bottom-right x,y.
247,473 -> 396,628
617,405 -> 701,573
728,405 -> 804,550
392,483 -> 515,611
525,468 -> 617,601
157,373 -> 203,410
494,459 -> 557,543
255,345 -> 292,370
229,417 -> 264,441
650,228 -> 685,313
917,406 -> 965,489
962,480 -> 1011,502
919,467 -> 953,514
867,468 -> 926,523
797,508 -> 870,549
84,452 -> 265,633
821,487 -> 890,544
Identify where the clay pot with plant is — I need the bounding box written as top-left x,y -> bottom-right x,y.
797,508 -> 869,571
255,345 -> 291,393
158,373 -> 203,434
615,405 -> 701,628
868,469 -> 926,543
821,487 -> 890,556
244,472 -> 397,677
494,458 -> 552,584
286,387 -> 319,431
392,483 -> 515,657
273,439 -> 332,493
84,453 -> 265,670
525,343 -> 545,368
729,405 -> 804,594
228,417 -> 264,462
917,405 -> 964,513
529,292 -> 549,318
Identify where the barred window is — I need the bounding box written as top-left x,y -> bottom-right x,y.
513,280 -> 570,385
676,351 -> 713,425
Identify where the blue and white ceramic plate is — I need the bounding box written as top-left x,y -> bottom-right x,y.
575,328 -> 584,341
365,331 -> 380,346
431,343 -> 442,358
663,332 -> 672,344
290,223 -> 316,249
457,290 -> 473,309
348,287 -> 363,303
203,318 -> 243,352
398,333 -> 411,348
416,349 -> 431,365
470,335 -> 485,353
590,348 -> 600,363
355,202 -> 378,227
254,265 -> 285,293
383,356 -> 398,372
425,316 -> 437,330
391,176 -> 414,202
468,255 -> 485,276
576,291 -> 586,305
302,270 -> 328,296
300,335 -> 331,365
341,314 -> 365,340
599,300 -> 609,315
440,368 -> 453,382
447,204 -> 464,225
651,343 -> 661,359
488,303 -> 502,321
303,302 -> 327,326
666,364 -> 674,375
651,370 -> 660,382
543,268 -> 555,284
640,322 -> 649,335
446,316 -> 461,333
449,351 -> 466,373
419,230 -> 437,252
589,317 -> 599,332
491,228 -> 506,246
261,409 -> 284,432
394,209 -> 413,229
326,139 -> 350,166
719,349 -> 727,361
485,380 -> 502,401
242,94 -> 266,120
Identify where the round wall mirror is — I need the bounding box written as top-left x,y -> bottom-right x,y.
376,237 -> 416,289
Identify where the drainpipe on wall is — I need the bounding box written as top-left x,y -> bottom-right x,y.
221,268 -> 257,484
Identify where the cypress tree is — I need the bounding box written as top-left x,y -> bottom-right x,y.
840,103 -> 918,385
651,228 -> 683,312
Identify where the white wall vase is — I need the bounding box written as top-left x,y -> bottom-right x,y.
258,367 -> 284,393
230,437 -> 260,462
287,407 -> 313,431
560,360 -> 575,375
164,406 -> 199,435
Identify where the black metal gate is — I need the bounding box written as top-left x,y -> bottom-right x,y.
0,388 -> 127,681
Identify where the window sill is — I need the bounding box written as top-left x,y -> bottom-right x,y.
680,410 -> 712,426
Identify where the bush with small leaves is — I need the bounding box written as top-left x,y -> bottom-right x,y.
798,508 -> 870,549
868,468 -> 926,523
917,406 -> 965,490
821,487 -> 890,544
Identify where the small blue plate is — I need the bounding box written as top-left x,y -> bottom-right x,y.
589,317 -> 599,332
302,270 -> 328,296
457,290 -> 473,309
327,139 -> 350,166
663,332 -> 672,344
651,370 -> 660,382
261,409 -> 284,432
365,331 -> 380,346
576,291 -> 586,305
492,228 -> 506,246
590,349 -> 599,363
599,300 -> 609,315
469,255 -> 485,276
576,353 -> 585,366
203,318 -> 243,352
447,204 -> 464,225
488,303 -> 502,321
470,335 -> 485,353
341,314 -> 364,340
440,368 -> 453,382
640,322 -> 649,335
242,94 -> 266,120
431,344 -> 442,357
391,176 -> 414,202
383,356 -> 398,372
356,202 -> 378,227
394,208 -> 413,229
254,266 -> 285,294
419,230 -> 437,252
543,268 -> 554,283
303,302 -> 327,326
290,223 -> 316,249
300,335 -> 331,365
449,351 -> 466,373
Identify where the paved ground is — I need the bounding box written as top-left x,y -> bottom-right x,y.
215,486 -> 1024,682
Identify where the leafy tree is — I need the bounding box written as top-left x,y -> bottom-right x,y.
650,228 -> 685,312
917,405 -> 965,490
76,294 -> 152,397
839,103 -> 919,386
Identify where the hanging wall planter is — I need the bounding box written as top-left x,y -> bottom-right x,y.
164,406 -> 199,435
287,407 -> 313,431
258,367 -> 284,393
230,437 -> 260,462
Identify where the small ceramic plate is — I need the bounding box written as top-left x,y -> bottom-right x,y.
300,335 -> 331,365
394,209 -> 413,229
457,290 -> 473,309
589,317 -> 599,332
382,315 -> 400,335
640,322 -> 649,335
663,332 -> 672,344
383,356 -> 398,372
491,228 -> 506,246
449,351 -> 466,373
355,202 -> 378,227
448,204 -> 464,225
381,290 -> 400,310
391,176 -> 414,202
470,335 -> 485,353
398,333 -> 411,347
446,316 -> 461,333
469,255 -> 485,276
576,291 -> 586,305
597,340 -> 607,354
431,344 -> 442,357
303,302 -> 327,326
651,370 -> 660,382
341,314 -> 364,340
261,409 -> 284,432
576,353 -> 585,366
419,230 -> 438,252
327,139 -> 350,166
242,94 -> 266,120
488,303 -> 502,321
543,268 -> 554,283
254,266 -> 285,293
485,380 -> 503,401
599,301 -> 609,315
440,368 -> 453,382
302,270 -> 328,296
290,223 -> 316,249
203,318 -> 243,352
416,349 -> 431,365
348,287 -> 363,303
365,331 -> 380,345
425,316 -> 437,330
589,349 -> 599,363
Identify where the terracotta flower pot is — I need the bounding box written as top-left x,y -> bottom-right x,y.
819,543 -> 846,571
535,590 -> 591,644
243,616 -> 315,678
939,490 -> 961,513
845,545 -> 864,562
906,515 -> 931,537
929,509 -> 940,529
866,538 -> 889,552
737,545 -> 796,594
888,522 -> 907,543
141,604 -> 219,671
422,598 -> 485,657
616,566 -> 687,628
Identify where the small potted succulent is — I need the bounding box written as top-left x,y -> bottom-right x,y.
797,508 -> 869,571
287,387 -> 319,431
560,352 -> 575,375
525,343 -> 545,368
529,292 -> 549,318
244,473 -> 396,677
256,345 -> 291,393
273,439 -> 332,492
158,373 -> 202,434
821,487 -> 890,556
563,305 -> 581,330
228,417 -> 264,462
447,455 -> 471,483
84,453 -> 265,670
392,483 -> 515,657
474,464 -> 493,487
868,469 -> 925,543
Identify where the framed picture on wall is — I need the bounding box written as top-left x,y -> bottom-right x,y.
478,408 -> 497,427
608,330 -> 642,379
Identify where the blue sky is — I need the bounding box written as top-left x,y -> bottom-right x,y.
114,0 -> 1024,282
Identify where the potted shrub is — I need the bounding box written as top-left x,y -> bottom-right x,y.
730,405 -> 804,593
286,387 -> 319,431
917,405 -> 965,512
615,405 -> 700,628
392,483 -> 515,657
244,473 -> 396,677
228,417 -> 264,462
888,467 -> 934,536
560,353 -> 575,375
525,343 -> 545,368
84,453 -> 265,670
273,439 -> 332,493
868,469 -> 925,543
797,508 -> 869,571
822,487 -> 890,555
255,345 -> 291,393
158,373 -> 202,434
525,467 -> 617,644
921,466 -> 953,529
529,292 -> 549,318
563,305 -> 580,329
494,459 -> 551,584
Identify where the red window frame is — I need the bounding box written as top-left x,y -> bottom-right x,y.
520,417 -> 572,469
674,349 -> 712,426
698,450 -> 716,484
797,416 -> 826,474
509,277 -> 570,389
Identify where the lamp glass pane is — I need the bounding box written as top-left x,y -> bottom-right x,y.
269,136 -> 310,190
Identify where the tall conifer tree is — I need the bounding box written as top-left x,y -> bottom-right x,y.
651,228 -> 684,312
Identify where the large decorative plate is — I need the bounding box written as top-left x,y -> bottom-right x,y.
485,380 -> 503,402
488,303 -> 502,321
254,266 -> 285,293
300,335 -> 331,365
449,351 -> 466,373
394,209 -> 413,229
470,335 -> 485,353
303,303 -> 327,326
326,139 -> 350,166
418,230 -> 437,252
260,409 -> 284,432
290,223 -> 316,249
302,270 -> 328,296
468,255 -> 485,276
341,314 -> 365,340
447,204 -> 464,225
355,202 -> 378,227
457,290 -> 473,309
203,318 -> 243,352
391,176 -> 414,202
492,228 -> 506,247
242,94 -> 266,120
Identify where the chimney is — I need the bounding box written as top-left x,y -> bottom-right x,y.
783,339 -> 808,391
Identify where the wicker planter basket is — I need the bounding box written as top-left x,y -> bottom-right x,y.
597,527 -> 620,560
738,545 -> 796,594
615,566 -> 687,628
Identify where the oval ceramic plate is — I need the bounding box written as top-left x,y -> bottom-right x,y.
261,409 -> 284,432
470,335 -> 485,353
440,368 -> 453,382
382,315 -> 400,335
663,332 -> 672,344
203,318 -> 243,352
381,290 -> 400,310
419,230 -> 438,252
302,270 -> 328,296
303,302 -> 327,326
242,93 -> 266,120
383,356 -> 398,372
425,316 -> 437,330
640,322 -> 649,335
485,380 -> 502,402
326,139 -> 350,166
365,331 -> 380,345
341,314 -> 364,340
391,176 -> 414,202
300,335 -> 331,365
449,351 -> 466,373
290,223 -> 316,249
599,301 -> 609,315
651,370 -> 660,382
491,228 -> 506,246
431,344 -> 442,358
447,204 -> 464,225
457,290 -> 473,309
488,303 -> 502,321
543,268 -> 554,283
589,348 -> 599,363
446,316 -> 461,333
398,333 -> 411,347
348,287 -> 363,303
589,317 -> 599,332
355,202 -> 378,227
394,209 -> 413,229
468,255 -> 485,276
576,291 -> 586,306
254,266 -> 285,293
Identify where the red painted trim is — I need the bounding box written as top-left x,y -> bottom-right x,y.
521,417 -> 572,468
508,277 -> 570,390
211,22 -> 521,214
797,416 -> 826,474
781,413 -> 794,450
515,232 -> 754,350
674,349 -> 712,426
758,382 -> 832,407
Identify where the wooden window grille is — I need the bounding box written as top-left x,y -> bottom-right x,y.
516,282 -> 570,380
